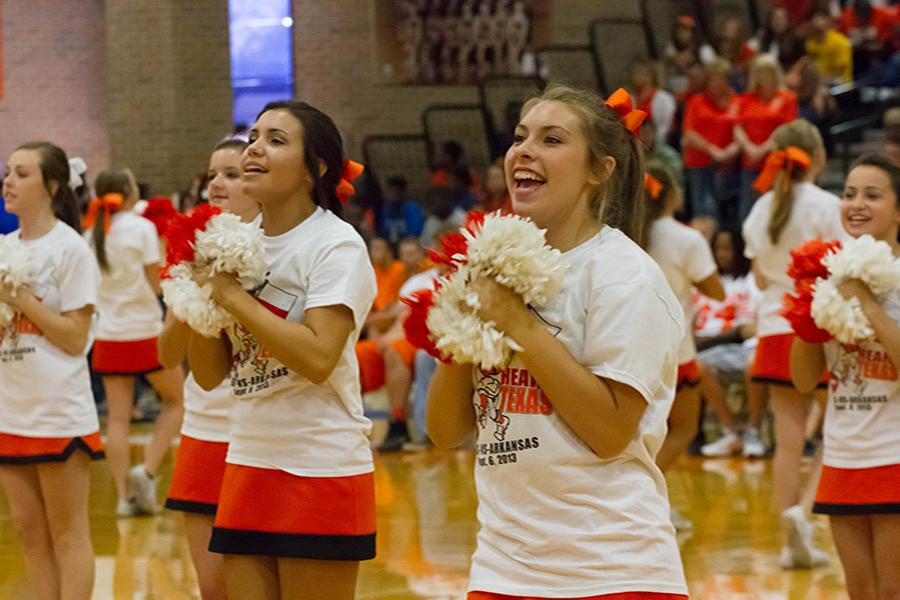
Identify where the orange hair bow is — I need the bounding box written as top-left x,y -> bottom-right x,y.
83,193 -> 125,233
644,173 -> 663,200
335,160 -> 365,205
604,88 -> 648,138
752,147 -> 812,194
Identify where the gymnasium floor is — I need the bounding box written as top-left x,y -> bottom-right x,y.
0,440 -> 850,599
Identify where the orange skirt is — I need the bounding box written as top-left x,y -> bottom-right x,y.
468,592 -> 688,600
210,464 -> 376,560
677,360 -> 700,390
814,463 -> 900,515
751,333 -> 828,387
165,435 -> 228,515
0,431 -> 104,464
92,337 -> 162,375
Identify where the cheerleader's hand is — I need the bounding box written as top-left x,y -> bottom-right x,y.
471,277 -> 532,338
0,282 -> 27,307
191,265 -> 242,305
838,279 -> 876,310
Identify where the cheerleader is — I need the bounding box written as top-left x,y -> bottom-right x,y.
85,168 -> 185,517
741,118 -> 847,568
642,161 -> 725,531
189,101 -> 376,598
158,139 -> 255,600
791,154 -> 900,598
0,142 -> 102,599
427,85 -> 689,599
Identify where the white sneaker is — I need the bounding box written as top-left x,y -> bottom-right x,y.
128,465 -> 158,515
116,497 -> 136,518
742,428 -> 766,458
670,507 -> 693,531
701,430 -> 742,457
781,505 -> 825,568
780,545 -> 829,569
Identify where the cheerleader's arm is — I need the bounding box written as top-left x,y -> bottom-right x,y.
426,362 -> 476,450
158,310 -> 190,369
790,337 -> 827,394
188,329 -> 232,391
0,285 -> 93,356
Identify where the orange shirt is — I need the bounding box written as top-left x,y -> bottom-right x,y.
372,260 -> 407,312
682,92 -> 738,168
736,90 -> 798,169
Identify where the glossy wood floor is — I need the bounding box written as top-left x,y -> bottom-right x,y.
0,440 -> 850,599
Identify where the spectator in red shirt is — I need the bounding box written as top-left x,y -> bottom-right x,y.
682,58 -> 740,226
734,55 -> 798,223
839,0 -> 898,82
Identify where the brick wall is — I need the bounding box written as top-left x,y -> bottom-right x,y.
0,0 -> 109,183
104,0 -> 233,195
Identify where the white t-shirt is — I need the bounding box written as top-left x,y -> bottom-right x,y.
181,373 -> 232,442
225,208 -> 377,476
86,211 -> 163,341
648,216 -> 717,363
0,222 -> 101,436
822,288 -> 900,469
468,227 -> 687,597
399,268 -> 441,299
743,183 -> 847,337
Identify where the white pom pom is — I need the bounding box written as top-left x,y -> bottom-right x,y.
0,236 -> 32,328
161,263 -> 234,338
162,214 -> 266,337
428,214 -> 566,369
194,213 -> 268,288
811,235 -> 900,344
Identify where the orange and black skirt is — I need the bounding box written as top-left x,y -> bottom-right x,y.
209,463 -> 376,560
0,431 -> 105,465
165,435 -> 229,515
814,463 -> 900,515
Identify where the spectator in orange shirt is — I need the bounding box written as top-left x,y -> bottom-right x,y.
682,58 -> 740,226
365,238 -> 408,335
734,55 -> 798,222
631,60 -> 678,144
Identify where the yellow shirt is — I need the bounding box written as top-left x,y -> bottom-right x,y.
805,29 -> 853,84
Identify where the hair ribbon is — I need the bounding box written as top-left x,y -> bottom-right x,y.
752,146 -> 811,194
604,88 -> 648,138
83,193 -> 125,233
336,160 -> 365,205
644,173 -> 664,200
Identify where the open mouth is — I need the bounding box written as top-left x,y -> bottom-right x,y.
243,164 -> 268,175
513,169 -> 546,191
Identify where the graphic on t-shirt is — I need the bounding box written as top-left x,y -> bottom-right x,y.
230,281 -> 297,397
830,343 -> 896,411
0,304 -> 43,361
475,372 -> 509,441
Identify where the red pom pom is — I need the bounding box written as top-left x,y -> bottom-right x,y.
402,286 -> 452,362
781,292 -> 832,343
425,210 -> 488,271
142,197 -> 177,236
162,204 -> 222,277
786,239 -> 842,281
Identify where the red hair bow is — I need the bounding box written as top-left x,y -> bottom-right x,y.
604,88 -> 648,137
753,146 -> 811,194
83,193 -> 125,233
335,160 -> 365,205
644,173 -> 663,200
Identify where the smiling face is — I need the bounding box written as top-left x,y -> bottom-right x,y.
841,165 -> 900,243
242,109 -> 311,206
504,100 -> 602,228
208,147 -> 255,217
2,149 -> 53,217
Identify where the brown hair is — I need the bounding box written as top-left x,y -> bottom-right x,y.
767,119 -> 823,245
14,141 -> 81,233
519,84 -> 646,245
92,168 -> 136,271
639,161 -> 680,250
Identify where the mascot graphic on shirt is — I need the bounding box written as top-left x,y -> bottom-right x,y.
831,345 -> 868,398
475,372 -> 510,441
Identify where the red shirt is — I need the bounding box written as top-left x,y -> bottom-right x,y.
839,6 -> 897,44
682,92 -> 738,168
736,90 -> 798,168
